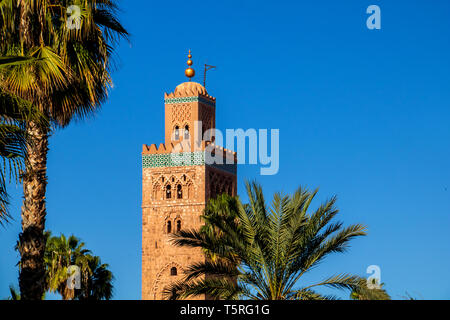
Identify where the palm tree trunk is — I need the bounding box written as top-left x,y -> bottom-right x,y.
18,120 -> 49,300
61,286 -> 73,300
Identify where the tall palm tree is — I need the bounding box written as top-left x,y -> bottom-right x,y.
165,182 -> 367,300
0,0 -> 128,299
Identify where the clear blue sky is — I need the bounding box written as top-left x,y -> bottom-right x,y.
1,0 -> 450,299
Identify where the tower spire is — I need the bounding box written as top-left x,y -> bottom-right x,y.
185,49 -> 195,81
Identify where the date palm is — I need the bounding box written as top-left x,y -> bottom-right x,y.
0,0 -> 127,299
166,182 -> 367,300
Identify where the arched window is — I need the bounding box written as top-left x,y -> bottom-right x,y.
174,126 -> 180,140
177,184 -> 182,199
184,125 -> 189,140
167,221 -> 172,233
166,185 -> 171,199
176,220 -> 181,233
170,267 -> 177,276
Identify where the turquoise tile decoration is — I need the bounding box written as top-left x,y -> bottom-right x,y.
142,151 -> 204,168
142,151 -> 236,174
164,96 -> 215,107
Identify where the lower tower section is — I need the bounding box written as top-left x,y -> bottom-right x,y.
142,163 -> 206,300
142,147 -> 237,300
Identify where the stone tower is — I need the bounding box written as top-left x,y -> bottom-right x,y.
141,52 -> 237,300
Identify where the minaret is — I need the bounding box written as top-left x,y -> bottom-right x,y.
141,51 -> 237,300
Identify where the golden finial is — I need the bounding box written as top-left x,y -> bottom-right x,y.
185,49 -> 195,80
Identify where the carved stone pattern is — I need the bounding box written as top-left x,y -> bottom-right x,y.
200,105 -> 213,132
151,173 -> 195,200
152,261 -> 185,300
171,104 -> 191,124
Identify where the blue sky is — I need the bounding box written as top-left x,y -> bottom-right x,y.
1,0 -> 450,299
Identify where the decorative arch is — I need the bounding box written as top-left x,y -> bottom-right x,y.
176,184 -> 183,199
173,123 -> 180,141
174,216 -> 182,233
152,262 -> 184,300
183,123 -> 190,140
165,184 -> 172,199
166,219 -> 172,234
152,182 -> 162,200
185,180 -> 194,199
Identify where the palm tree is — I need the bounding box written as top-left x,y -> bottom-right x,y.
165,182 -> 367,300
0,0 -> 128,299
44,231 -> 114,300
75,255 -> 114,300
44,232 -> 91,300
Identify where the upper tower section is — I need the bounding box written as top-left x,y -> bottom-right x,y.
163,51 -> 216,150
142,50 -> 237,175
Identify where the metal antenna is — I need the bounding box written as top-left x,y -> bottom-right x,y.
203,64 -> 216,88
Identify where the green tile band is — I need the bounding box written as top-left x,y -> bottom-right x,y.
142,152 -> 205,168
164,96 -> 215,107
142,152 -> 236,174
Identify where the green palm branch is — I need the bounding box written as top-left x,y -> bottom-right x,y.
165,181 -> 367,300
350,278 -> 391,300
